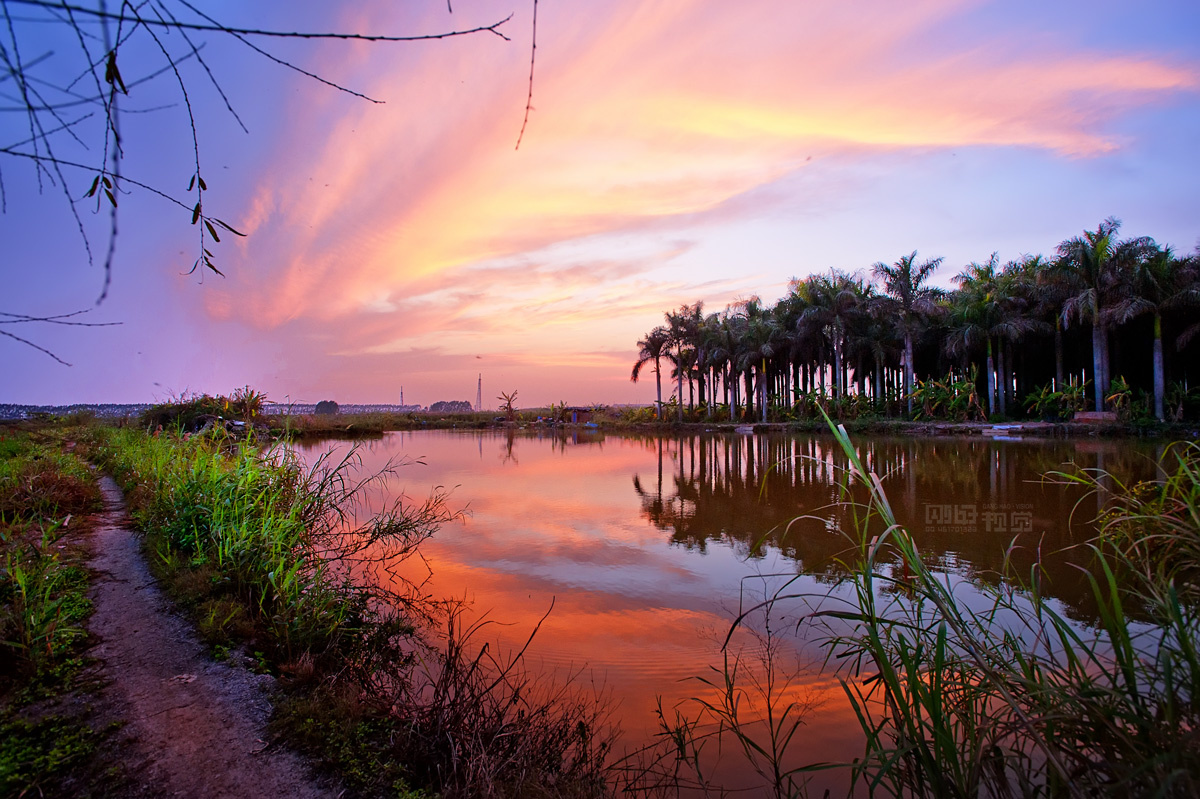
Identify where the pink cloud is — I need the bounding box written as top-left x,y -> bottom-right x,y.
185,0 -> 1195,402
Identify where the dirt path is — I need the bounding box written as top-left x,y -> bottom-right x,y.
86,476 -> 340,799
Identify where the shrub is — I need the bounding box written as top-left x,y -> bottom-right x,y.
429,400 -> 473,413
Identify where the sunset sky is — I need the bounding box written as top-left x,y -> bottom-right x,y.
5,0 -> 1199,408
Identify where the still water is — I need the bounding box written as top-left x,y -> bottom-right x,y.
296,429 -> 1159,792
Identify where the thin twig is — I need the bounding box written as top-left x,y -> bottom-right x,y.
514,0 -> 537,151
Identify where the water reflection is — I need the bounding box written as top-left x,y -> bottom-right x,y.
295,428 -> 1159,792
629,431 -> 1158,623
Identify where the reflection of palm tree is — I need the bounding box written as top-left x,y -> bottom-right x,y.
873,251 -> 944,416
631,326 -> 671,420
500,428 -> 518,464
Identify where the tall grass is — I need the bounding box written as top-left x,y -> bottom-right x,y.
809,418 -> 1199,796
651,417 -> 1200,797
1,428 -> 100,677
94,427 -> 456,659
1056,441 -> 1200,595
1,425 -> 113,798
89,426 -> 614,798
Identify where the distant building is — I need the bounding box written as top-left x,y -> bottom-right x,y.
564,407 -> 594,424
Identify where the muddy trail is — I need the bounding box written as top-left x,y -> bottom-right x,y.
86,476 -> 340,799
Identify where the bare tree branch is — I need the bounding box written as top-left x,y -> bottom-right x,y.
9,1 -> 514,43
2,2 -> 531,365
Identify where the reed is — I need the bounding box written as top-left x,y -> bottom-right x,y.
811,415 -> 1200,796
648,414 -> 1200,797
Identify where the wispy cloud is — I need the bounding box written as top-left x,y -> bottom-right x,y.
191,0 -> 1196,402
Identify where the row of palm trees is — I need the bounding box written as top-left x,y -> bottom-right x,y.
631,218 -> 1200,422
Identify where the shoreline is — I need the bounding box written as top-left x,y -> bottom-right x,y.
4,402 -> 1197,441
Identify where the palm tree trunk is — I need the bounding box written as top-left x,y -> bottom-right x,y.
654,360 -> 663,421
1054,318 -> 1064,390
1015,347 -> 1025,407
676,345 -> 684,423
904,333 -> 915,416
1100,324 -> 1111,403
997,343 -> 1007,416
985,338 -> 996,416
725,365 -> 733,420
760,359 -> 768,423
873,354 -> 883,411
739,367 -> 748,417
720,364 -> 729,419
1091,322 -> 1105,412
832,336 -> 843,401
1153,313 -> 1165,421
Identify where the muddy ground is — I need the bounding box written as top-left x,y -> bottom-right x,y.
84,476 -> 340,799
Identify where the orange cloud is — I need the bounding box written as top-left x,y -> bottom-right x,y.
202,0 -> 1197,383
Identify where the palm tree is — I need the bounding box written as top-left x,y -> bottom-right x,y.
1107,244 -> 1200,420
697,311 -> 733,418
1056,217 -> 1125,412
1022,254 -> 1071,389
732,297 -> 779,422
669,347 -> 699,412
947,254 -> 1046,416
997,256 -> 1051,411
873,251 -> 945,415
631,326 -> 671,420
857,294 -> 902,410
946,254 -> 1002,415
800,271 -> 867,401
665,303 -> 704,423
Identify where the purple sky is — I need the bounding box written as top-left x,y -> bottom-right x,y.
4,1 -> 1199,408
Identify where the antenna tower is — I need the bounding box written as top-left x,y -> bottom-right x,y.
476,374 -> 482,411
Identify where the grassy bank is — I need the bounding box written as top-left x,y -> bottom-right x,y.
0,422 -> 122,798
118,388 -> 1198,439
86,424 -> 612,798
10,406 -> 1199,796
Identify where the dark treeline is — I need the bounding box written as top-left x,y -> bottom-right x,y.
632,218 -> 1200,423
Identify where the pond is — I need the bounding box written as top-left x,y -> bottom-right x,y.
295,428 -> 1161,794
